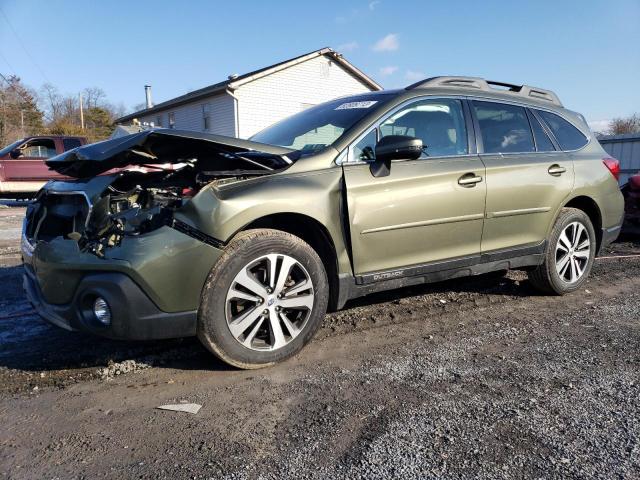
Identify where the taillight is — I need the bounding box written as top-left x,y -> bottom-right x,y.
603,157 -> 620,181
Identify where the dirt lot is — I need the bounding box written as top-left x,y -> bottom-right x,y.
1,205 -> 640,479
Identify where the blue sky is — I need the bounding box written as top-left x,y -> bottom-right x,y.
1,0 -> 638,129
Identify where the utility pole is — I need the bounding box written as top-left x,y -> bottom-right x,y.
79,92 -> 84,130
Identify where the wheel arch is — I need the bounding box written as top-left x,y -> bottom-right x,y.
562,195 -> 603,253
239,212 -> 341,311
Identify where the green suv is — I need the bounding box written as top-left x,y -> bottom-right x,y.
22,76 -> 624,368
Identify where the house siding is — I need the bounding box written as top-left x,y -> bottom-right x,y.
235,55 -> 373,138
137,92 -> 236,136
127,54 -> 376,139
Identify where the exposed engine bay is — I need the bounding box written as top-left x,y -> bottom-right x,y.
24,130 -> 297,257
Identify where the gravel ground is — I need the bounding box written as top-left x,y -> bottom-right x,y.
1,207 -> 639,479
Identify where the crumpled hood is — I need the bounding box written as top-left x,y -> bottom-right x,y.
45,129 -> 297,178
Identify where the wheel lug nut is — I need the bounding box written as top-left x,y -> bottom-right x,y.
263,309 -> 268,315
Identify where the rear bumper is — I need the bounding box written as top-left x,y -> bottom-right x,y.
23,265 -> 197,340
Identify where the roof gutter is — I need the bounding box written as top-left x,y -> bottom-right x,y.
225,88 -> 240,138
329,52 -> 383,91
227,48 -> 382,92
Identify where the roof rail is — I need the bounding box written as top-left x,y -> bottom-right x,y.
405,76 -> 563,107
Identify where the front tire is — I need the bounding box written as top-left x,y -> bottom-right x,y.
528,208 -> 596,295
198,229 -> 328,369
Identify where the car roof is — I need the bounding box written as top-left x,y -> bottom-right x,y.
331,78 -> 576,153
395,76 -> 564,112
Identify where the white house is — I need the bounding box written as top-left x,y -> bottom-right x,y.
115,48 -> 382,139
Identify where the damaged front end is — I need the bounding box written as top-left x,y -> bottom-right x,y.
25,129 -> 296,256
21,130 -> 297,339
25,170 -> 194,257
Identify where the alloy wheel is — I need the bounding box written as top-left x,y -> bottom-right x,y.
225,254 -> 314,351
555,221 -> 591,284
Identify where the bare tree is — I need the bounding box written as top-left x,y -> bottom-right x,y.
39,83 -> 63,122
608,113 -> 640,135
110,101 -> 127,120
2,78 -> 124,144
82,87 -> 107,109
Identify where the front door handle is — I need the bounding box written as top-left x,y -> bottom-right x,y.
548,164 -> 566,176
458,173 -> 483,187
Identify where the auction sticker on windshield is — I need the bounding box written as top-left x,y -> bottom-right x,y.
335,101 -> 378,110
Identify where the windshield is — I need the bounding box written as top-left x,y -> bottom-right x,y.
251,94 -> 393,152
0,139 -> 24,157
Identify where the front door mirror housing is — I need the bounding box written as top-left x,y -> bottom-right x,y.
370,135 -> 423,177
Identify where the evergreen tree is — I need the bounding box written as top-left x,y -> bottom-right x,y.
0,74 -> 44,145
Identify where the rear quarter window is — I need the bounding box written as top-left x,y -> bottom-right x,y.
63,138 -> 82,151
536,110 -> 588,151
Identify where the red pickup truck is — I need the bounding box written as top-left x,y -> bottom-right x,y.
624,172 -> 640,226
0,135 -> 87,195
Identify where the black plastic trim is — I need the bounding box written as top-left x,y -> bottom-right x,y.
600,225 -> 621,254
171,219 -> 225,248
24,268 -> 197,340
480,241 -> 546,263
468,99 -> 484,153
461,99 -> 478,154
340,252 -> 544,304
356,241 -> 546,286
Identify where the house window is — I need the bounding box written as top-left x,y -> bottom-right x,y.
156,115 -> 162,127
168,112 -> 176,129
202,104 -> 211,131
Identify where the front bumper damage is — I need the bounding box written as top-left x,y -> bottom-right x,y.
21,129 -> 294,340
23,267 -> 198,340
22,218 -> 223,340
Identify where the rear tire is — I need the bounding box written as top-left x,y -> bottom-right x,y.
528,208 -> 596,295
198,229 -> 328,369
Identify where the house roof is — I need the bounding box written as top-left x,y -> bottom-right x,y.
116,48 -> 382,124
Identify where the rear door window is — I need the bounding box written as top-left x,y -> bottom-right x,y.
536,110 -> 588,151
527,110 -> 556,152
473,101 -> 535,154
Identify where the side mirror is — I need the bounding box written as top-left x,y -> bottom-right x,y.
10,149 -> 21,159
370,135 -> 423,177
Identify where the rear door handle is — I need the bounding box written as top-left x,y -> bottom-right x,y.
458,173 -> 483,187
548,164 -> 566,176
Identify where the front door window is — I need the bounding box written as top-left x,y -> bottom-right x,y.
379,99 -> 468,158
17,138 -> 57,158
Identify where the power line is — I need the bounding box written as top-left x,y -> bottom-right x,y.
0,71 -> 37,105
0,50 -> 16,76
0,6 -> 51,84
